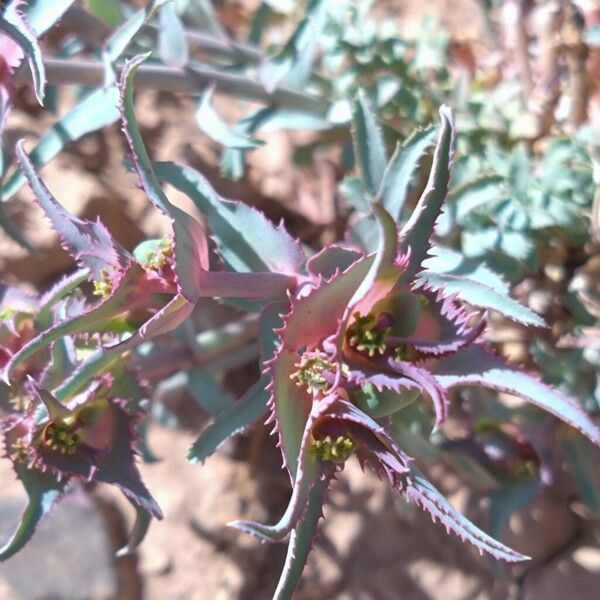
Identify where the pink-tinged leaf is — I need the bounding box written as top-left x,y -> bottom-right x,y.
119,54 -> 209,302
388,287 -> 485,358
196,270 -> 296,300
30,387 -> 162,519
347,372 -> 421,418
273,476 -> 330,600
399,318 -> 485,358
351,203 -> 404,313
229,396 -> 335,542
269,259 -> 373,478
0,1 -> 45,105
387,358 -> 449,429
405,467 -> 529,562
267,350 -> 313,478
434,347 -> 600,446
113,294 -> 194,353
320,400 -> 412,481
0,4 -> 22,136
400,106 -> 455,280
281,256 -> 372,352
90,402 -> 162,518
36,269 -> 89,329
15,141 -> 128,282
3,264 -> 153,382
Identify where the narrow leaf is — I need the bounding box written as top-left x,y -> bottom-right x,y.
352,89 -> 387,197
0,417 -> 66,561
102,0 -> 170,86
435,347 -> 600,446
158,2 -> 188,67
400,106 -> 455,279
196,86 -> 264,149
406,468 -> 529,562
378,125 -> 437,220
229,396 -> 334,541
259,0 -> 327,93
350,202 -> 400,311
25,0 -> 76,36
188,377 -> 268,463
0,5 -> 45,104
4,266 -> 143,382
116,504 -> 152,557
273,477 -> 330,600
416,270 -> 545,328
1,86 -> 121,203
15,140 -> 128,281
152,161 -> 305,274
119,54 -> 209,302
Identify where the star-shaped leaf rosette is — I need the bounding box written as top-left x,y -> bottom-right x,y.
1,49 -> 599,598
4,54 -> 302,387
1,54 -> 305,562
0,375 -> 161,561
222,98 -> 600,598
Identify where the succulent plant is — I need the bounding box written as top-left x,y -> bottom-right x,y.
0,3 -> 599,598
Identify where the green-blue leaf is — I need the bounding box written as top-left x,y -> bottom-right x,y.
435,347 -> 600,447
1,87 -> 120,203
196,86 -> 264,149
378,126 -> 436,221
152,161 -> 305,274
187,377 -> 268,463
352,89 -> 387,197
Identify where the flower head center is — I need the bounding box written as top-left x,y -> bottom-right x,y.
92,269 -> 113,299
290,351 -> 334,393
146,237 -> 174,271
43,421 -> 81,455
347,312 -> 390,357
310,435 -> 356,463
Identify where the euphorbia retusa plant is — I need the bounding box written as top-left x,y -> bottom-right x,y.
225,102 -> 600,597
0,54 -> 598,600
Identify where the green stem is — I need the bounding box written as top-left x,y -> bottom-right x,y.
54,315 -> 260,400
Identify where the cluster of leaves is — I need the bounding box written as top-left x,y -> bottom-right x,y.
0,1 -> 600,598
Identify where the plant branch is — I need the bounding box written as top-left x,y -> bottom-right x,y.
62,6 -> 262,64
16,57 -> 328,115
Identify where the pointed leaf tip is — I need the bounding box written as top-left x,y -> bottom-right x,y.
400,106 -> 456,280
0,4 -> 46,104
407,468 -> 529,562
119,55 -> 209,302
0,431 -> 66,562
15,140 -> 127,281
115,505 -> 152,558
435,347 -> 600,447
352,89 -> 387,198
27,377 -> 71,420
